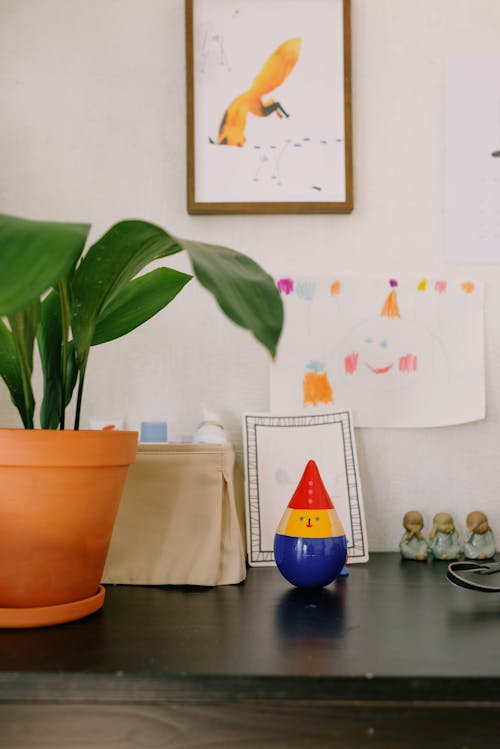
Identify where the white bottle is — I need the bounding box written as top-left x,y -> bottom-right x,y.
192,407 -> 228,444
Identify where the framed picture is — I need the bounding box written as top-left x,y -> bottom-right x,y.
186,0 -> 353,214
242,411 -> 368,566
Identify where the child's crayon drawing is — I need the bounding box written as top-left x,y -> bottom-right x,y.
193,0 -> 347,204
271,275 -> 485,427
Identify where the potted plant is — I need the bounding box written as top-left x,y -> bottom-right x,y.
0,213 -> 282,627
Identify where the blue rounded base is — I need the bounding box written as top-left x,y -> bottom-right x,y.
274,534 -> 348,588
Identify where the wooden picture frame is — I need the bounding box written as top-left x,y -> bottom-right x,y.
186,0 -> 353,214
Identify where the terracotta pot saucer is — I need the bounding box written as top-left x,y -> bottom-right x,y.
0,585 -> 105,629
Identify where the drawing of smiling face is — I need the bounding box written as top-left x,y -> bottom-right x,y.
358,332 -> 394,374
342,317 -> 439,391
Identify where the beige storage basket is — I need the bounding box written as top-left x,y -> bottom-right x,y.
103,443 -> 246,586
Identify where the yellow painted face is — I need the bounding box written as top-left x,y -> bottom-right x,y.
277,508 -> 344,538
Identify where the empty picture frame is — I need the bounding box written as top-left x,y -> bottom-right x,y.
186,0 -> 353,214
243,411 -> 368,566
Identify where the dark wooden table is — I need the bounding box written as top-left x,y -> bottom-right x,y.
1,553 -> 499,748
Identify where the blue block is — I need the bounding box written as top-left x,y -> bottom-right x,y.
140,421 -> 168,443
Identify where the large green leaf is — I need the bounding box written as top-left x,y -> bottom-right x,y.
0,214 -> 89,316
92,267 -> 192,346
7,302 -> 40,428
37,291 -> 63,429
38,290 -> 81,429
71,220 -> 183,362
180,240 -> 283,357
0,319 -> 28,426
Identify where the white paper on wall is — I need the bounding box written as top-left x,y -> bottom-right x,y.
270,274 -> 485,428
445,56 -> 500,263
242,411 -> 368,566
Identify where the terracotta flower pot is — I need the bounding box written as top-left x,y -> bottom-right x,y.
0,429 -> 137,627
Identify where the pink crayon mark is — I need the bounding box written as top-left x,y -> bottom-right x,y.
277,278 -> 294,295
399,354 -> 418,373
344,352 -> 359,374
435,280 -> 447,294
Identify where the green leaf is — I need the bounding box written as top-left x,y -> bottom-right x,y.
180,239 -> 283,357
7,302 -> 40,428
37,291 -> 63,429
71,220 -> 183,362
0,318 -> 28,426
37,290 -> 80,429
92,267 -> 192,346
0,214 -> 89,316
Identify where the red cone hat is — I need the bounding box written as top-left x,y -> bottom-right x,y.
288,460 -> 334,510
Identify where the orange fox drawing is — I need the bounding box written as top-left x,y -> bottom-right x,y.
213,37 -> 302,147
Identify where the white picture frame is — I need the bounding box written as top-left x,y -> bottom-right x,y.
242,411 -> 368,566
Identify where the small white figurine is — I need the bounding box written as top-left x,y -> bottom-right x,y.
192,406 -> 228,444
429,512 -> 461,561
464,511 -> 496,560
399,511 -> 428,561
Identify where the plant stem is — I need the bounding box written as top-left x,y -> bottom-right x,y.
73,355 -> 88,431
16,348 -> 34,429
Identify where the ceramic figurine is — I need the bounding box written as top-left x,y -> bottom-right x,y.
192,406 -> 228,444
429,512 -> 461,560
274,460 -> 348,588
464,511 -> 496,560
399,510 -> 428,560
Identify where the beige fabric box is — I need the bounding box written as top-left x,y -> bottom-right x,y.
102,443 -> 246,586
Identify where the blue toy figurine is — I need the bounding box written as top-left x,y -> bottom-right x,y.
429,512 -> 461,561
464,511 -> 496,560
274,460 -> 348,588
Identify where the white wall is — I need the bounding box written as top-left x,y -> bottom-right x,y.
1,0 -> 500,551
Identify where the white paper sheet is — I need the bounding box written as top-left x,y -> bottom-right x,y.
270,274 -> 485,428
445,56 -> 500,263
243,411 -> 368,566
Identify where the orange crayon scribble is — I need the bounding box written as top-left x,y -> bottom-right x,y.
303,371 -> 334,406
330,280 -> 341,295
380,290 -> 400,319
461,281 -> 475,294
102,424 -> 116,431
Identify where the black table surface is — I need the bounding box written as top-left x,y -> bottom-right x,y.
1,552 -> 499,704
